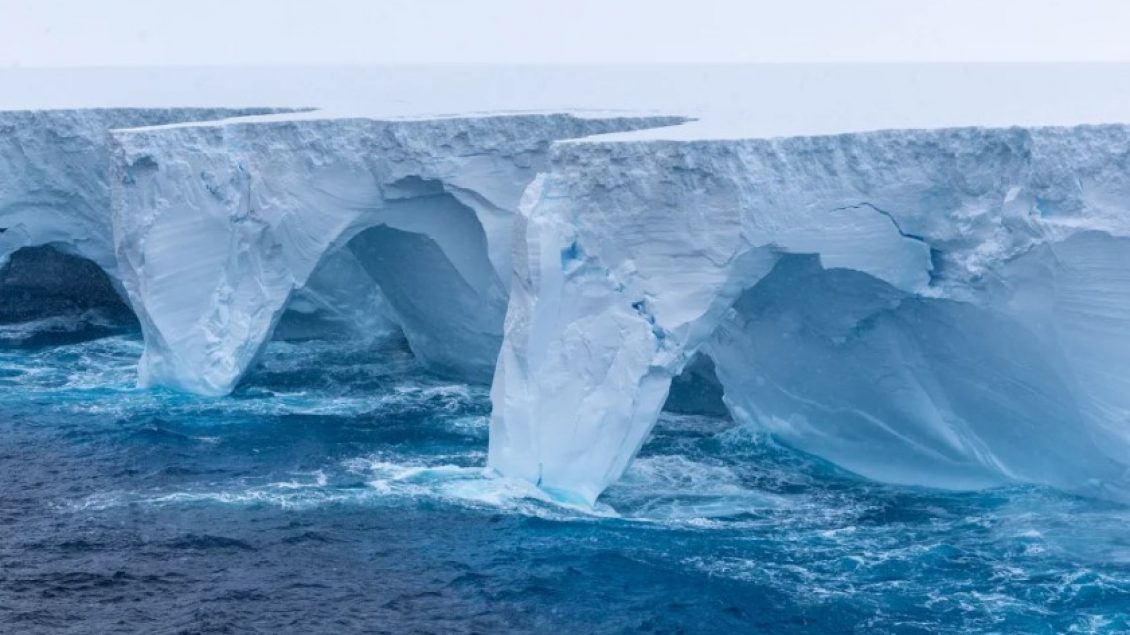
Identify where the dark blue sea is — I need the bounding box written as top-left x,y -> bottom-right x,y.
3,321 -> 1130,634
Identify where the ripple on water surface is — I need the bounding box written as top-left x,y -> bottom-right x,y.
2,332 -> 1130,633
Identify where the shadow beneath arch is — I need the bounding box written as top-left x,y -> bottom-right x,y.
0,245 -> 138,347
664,352 -> 729,418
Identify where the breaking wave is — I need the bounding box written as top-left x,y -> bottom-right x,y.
5,331 -> 1130,632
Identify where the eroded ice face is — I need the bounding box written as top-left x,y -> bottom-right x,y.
108,113 -> 684,397
489,125 -> 1130,505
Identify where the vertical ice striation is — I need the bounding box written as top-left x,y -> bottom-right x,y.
490,125 -> 1130,504
110,114 -> 686,395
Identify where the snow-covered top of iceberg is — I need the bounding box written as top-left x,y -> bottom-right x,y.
0,107 -> 294,276
4,64 -> 1130,140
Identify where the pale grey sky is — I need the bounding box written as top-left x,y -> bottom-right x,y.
3,0 -> 1130,67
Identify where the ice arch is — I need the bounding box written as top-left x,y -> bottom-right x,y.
489,125 -> 1130,505
272,247 -> 395,344
110,114 -> 683,395
0,245 -> 138,347
336,180 -> 507,381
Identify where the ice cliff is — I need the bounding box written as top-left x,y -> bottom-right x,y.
109,114 -> 684,395
490,125 -> 1130,504
6,105 -> 1130,507
0,109 -> 284,282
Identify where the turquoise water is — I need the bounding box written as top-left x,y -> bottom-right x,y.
2,326 -> 1130,633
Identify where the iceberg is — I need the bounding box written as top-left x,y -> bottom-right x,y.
0,109 -> 286,281
109,113 -> 684,395
4,90 -> 1130,508
489,126 -> 1130,504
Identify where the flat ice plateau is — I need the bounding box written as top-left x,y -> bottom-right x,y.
4,65 -> 1130,505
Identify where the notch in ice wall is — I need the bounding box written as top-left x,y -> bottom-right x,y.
490,125 -> 1130,505
110,114 -> 687,396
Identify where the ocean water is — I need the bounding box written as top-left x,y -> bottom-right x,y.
3,322 -> 1130,634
